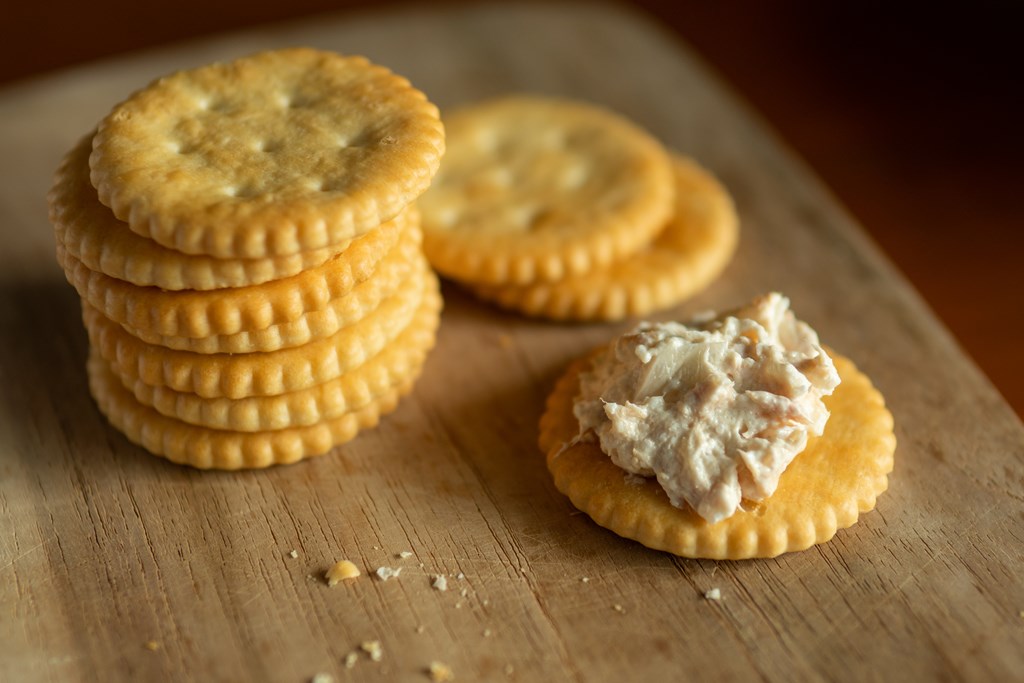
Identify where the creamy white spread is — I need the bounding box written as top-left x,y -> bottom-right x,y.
573,293 -> 840,524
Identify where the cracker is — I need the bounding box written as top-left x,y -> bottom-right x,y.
473,156 -> 738,320
55,210 -> 412,338
114,281 -> 441,431
87,349 -> 416,470
82,270 -> 430,399
419,95 -> 673,285
90,48 -> 445,258
49,134 -> 352,291
121,254 -> 430,354
539,352 -> 896,559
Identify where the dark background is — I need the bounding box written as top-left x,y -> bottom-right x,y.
7,0 -> 1022,415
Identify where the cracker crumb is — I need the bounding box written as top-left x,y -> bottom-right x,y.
460,588 -> 469,598
325,560 -> 360,586
581,577 -> 590,583
432,575 -> 448,592
288,549 -> 299,559
427,661 -> 454,682
613,604 -> 625,613
519,567 -> 527,574
456,572 -> 465,580
704,588 -> 722,601
416,625 -> 425,634
344,651 -> 359,669
144,640 -> 159,651
361,640 -> 383,662
311,674 -> 334,683
483,628 -> 493,638
419,562 -> 425,568
505,664 -> 515,676
375,566 -> 402,581
454,601 -> 463,609
710,565 -> 718,577
373,545 -> 381,550
482,599 -> 490,607
397,551 -> 414,559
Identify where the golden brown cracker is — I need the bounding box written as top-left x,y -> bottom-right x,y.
474,155 -> 738,320
56,211 -> 413,338
120,254 -> 430,354
420,95 -> 673,285
82,270 -> 430,399
539,352 -> 896,559
114,281 -> 441,431
49,134 -> 352,291
87,349 -> 417,470
90,48 -> 445,258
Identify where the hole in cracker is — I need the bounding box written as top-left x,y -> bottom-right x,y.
379,135 -> 398,146
541,130 -> 567,149
513,205 -> 540,230
561,164 -> 588,189
284,93 -> 315,109
475,129 -> 499,152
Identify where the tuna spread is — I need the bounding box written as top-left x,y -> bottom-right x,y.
573,293 -> 840,524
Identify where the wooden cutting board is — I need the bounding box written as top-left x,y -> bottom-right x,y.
2,3 -> 1022,681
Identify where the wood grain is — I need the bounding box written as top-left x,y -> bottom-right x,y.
1,3 -> 1022,682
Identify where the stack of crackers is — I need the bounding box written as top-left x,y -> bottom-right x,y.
419,96 -> 739,321
47,48 -> 446,469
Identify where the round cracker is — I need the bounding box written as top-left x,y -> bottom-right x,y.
420,95 -> 673,285
120,255 -> 431,355
82,269 -> 429,399
539,352 -> 896,559
473,155 -> 738,320
49,134 -> 352,290
90,48 -> 445,258
87,349 -> 416,470
55,211 -> 413,339
113,279 -> 441,431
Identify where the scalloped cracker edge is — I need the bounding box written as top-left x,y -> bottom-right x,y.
90,48 -> 445,258
539,352 -> 896,559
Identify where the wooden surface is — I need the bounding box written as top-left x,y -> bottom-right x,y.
2,3 -> 1023,681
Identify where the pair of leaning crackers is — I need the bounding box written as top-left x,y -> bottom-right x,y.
419,95 -> 739,320
48,48 -> 446,469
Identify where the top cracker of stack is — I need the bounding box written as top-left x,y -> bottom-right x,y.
47,48 -> 446,469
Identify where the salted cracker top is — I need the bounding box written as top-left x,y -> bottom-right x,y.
90,48 -> 445,259
573,293 -> 841,524
419,95 -> 673,285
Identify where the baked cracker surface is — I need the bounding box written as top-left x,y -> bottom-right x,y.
49,134 -> 350,290
474,155 -> 738,320
539,352 -> 896,559
114,243 -> 426,354
87,349 -> 418,470
82,269 -> 428,399
420,95 -> 673,285
115,279 -> 441,431
90,48 -> 444,258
